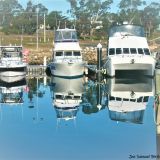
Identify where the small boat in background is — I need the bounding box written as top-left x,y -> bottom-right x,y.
0,46 -> 27,82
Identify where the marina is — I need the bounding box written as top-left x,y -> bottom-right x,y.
0,38 -> 159,160
0,0 -> 160,159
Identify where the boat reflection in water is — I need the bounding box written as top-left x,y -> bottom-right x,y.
0,78 -> 27,105
107,77 -> 155,124
50,76 -> 85,125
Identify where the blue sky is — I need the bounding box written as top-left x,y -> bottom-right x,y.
18,0 -> 160,15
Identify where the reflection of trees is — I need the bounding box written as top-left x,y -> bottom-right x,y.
82,80 -> 107,114
27,77 -> 45,102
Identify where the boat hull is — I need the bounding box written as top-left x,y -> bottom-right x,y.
50,62 -> 85,77
0,66 -> 27,82
104,55 -> 156,77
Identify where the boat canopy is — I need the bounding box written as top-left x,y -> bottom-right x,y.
55,29 -> 78,42
55,107 -> 78,120
109,109 -> 145,124
109,25 -> 145,37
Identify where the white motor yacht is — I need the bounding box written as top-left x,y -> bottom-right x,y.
50,28 -> 86,77
0,46 -> 27,81
103,24 -> 156,77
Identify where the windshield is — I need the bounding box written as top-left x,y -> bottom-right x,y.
55,29 -> 78,42
1,47 -> 22,58
109,25 -> 145,37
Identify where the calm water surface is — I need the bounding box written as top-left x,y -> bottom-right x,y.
0,75 -> 157,160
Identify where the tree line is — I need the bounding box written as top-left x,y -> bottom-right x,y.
0,0 -> 160,39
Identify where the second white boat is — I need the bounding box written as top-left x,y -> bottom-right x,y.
50,28 -> 86,78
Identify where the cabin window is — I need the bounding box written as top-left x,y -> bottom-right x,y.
63,31 -> 72,40
123,98 -> 129,101
130,99 -> 136,102
116,97 -> 122,101
108,48 -> 115,55
137,97 -> 143,102
55,95 -> 64,99
123,48 -> 129,54
116,48 -> 122,54
55,52 -> 63,56
143,96 -> 149,102
73,51 -> 81,56
19,52 -> 23,58
138,48 -> 143,54
110,96 -> 115,100
65,52 -> 72,56
130,48 -> 137,54
65,95 -> 72,99
144,48 -> 150,55
74,96 -> 81,99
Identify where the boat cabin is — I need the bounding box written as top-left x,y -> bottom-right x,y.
0,46 -> 23,59
107,25 -> 151,56
55,28 -> 78,42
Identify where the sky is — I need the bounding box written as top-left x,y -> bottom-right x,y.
18,0 -> 160,16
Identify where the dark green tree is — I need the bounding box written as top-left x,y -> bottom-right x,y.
67,0 -> 113,38
46,11 -> 69,30
0,0 -> 23,26
118,0 -> 146,24
142,2 -> 160,36
4,0 -> 48,34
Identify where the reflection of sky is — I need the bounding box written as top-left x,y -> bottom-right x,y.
0,84 -> 157,160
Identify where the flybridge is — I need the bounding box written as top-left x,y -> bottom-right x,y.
109,25 -> 145,37
55,28 -> 78,42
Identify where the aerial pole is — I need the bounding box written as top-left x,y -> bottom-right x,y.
44,13 -> 46,43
